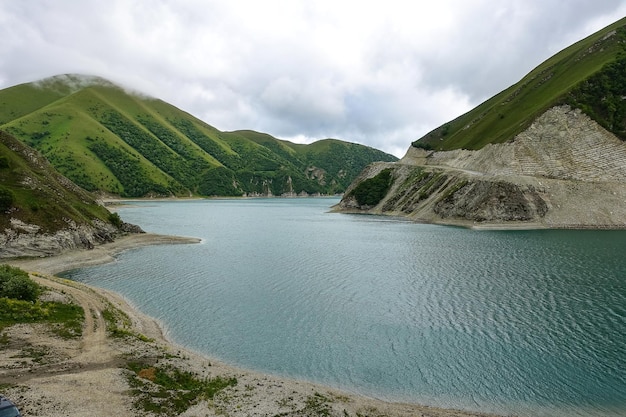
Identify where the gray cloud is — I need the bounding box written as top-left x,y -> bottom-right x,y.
1,0 -> 625,157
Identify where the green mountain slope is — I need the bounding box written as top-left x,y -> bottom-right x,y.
0,75 -> 397,197
415,17 -> 626,151
0,130 -> 116,234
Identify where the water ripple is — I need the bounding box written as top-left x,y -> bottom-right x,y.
62,200 -> 626,417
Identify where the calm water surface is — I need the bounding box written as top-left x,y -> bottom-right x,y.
62,199 -> 626,416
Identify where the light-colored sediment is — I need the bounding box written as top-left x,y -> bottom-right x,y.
1,235 -> 496,417
6,233 -> 201,275
336,106 -> 626,229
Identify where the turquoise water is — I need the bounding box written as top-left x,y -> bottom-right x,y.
62,198 -> 626,416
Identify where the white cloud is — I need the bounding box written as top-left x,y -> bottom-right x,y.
1,0 -> 625,157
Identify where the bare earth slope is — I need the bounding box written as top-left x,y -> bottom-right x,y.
1,236 -> 495,417
337,106 -> 626,229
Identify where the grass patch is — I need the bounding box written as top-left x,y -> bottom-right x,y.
0,298 -> 83,338
101,306 -> 153,341
0,383 -> 17,391
47,302 -> 84,338
303,392 -> 333,417
417,172 -> 447,200
273,392 -> 334,417
101,307 -> 133,338
126,361 -> 237,415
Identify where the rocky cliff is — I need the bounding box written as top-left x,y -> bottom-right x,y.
1,218 -> 120,259
336,106 -> 626,229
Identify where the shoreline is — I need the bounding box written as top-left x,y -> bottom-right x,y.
7,233 -> 202,275
331,206 -> 626,231
5,234 -> 497,417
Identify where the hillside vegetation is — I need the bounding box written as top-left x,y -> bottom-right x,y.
414,17 -> 626,151
0,75 -> 396,197
0,130 -> 116,233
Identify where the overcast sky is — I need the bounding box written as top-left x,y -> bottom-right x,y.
2,1 -> 626,157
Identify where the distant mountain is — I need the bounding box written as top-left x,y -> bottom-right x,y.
0,130 -> 134,258
337,17 -> 626,229
0,75 -> 397,197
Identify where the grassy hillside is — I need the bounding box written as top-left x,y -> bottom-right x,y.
415,17 -> 626,151
0,75 -> 397,197
0,130 -> 115,233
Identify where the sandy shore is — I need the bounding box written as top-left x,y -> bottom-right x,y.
2,234 -> 498,417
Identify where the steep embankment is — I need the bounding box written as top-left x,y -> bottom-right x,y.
337,106 -> 626,229
0,130 -> 140,259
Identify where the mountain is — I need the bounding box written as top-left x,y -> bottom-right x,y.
0,75 -> 397,198
414,17 -> 626,151
0,130 -> 138,258
336,17 -> 626,229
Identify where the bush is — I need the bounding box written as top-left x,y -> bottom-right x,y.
349,168 -> 393,207
411,140 -> 434,151
0,265 -> 41,302
0,187 -> 14,212
108,212 -> 123,228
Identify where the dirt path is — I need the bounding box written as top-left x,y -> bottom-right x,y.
2,274 -> 125,386
32,274 -> 112,364
0,274 -> 137,416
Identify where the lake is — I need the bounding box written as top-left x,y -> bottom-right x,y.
61,198 -> 626,417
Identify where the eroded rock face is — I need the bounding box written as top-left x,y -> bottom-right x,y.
433,181 -> 548,222
337,106 -> 626,228
402,106 -> 626,181
0,219 -> 126,259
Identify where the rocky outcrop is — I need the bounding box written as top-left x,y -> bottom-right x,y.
433,180 -> 548,222
336,106 -> 626,228
0,218 -> 142,259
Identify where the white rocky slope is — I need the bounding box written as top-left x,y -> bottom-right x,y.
337,106 -> 626,228
0,218 -> 126,259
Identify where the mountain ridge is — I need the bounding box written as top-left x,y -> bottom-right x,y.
413,17 -> 626,151
1,74 -> 397,198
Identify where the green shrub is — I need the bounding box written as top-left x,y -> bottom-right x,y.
0,187 -> 14,212
108,212 -> 123,228
0,265 -> 41,302
411,140 -> 434,151
349,168 -> 393,206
